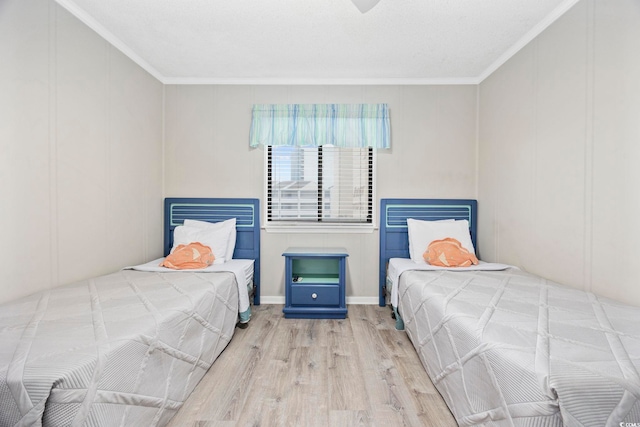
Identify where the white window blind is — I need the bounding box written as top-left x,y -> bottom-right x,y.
267,145 -> 373,224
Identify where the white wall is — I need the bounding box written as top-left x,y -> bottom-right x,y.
478,0 -> 640,305
164,85 -> 478,302
0,0 -> 164,303
6,0 -> 636,308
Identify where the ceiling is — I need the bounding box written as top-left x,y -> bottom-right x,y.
56,0 -> 580,85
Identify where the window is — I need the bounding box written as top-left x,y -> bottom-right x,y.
266,145 -> 374,226
250,103 -> 388,230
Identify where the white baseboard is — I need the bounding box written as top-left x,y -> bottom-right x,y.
346,297 -> 379,305
257,296 -> 379,305
259,296 -> 285,304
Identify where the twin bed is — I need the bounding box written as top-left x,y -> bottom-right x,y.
379,198 -> 640,426
0,198 -> 260,427
3,196 -> 639,426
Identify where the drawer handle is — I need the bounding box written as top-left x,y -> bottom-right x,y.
311,293 -> 318,299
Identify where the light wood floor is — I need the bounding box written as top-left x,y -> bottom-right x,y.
166,304 -> 457,427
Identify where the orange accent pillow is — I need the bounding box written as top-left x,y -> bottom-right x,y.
160,242 -> 215,270
423,237 -> 479,267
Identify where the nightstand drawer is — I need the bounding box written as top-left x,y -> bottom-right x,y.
290,284 -> 340,307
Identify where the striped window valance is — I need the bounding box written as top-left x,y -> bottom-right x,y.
249,104 -> 390,149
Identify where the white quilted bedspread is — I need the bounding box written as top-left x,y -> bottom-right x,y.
398,268 -> 640,427
0,270 -> 238,427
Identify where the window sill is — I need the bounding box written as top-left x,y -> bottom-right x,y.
263,224 -> 376,234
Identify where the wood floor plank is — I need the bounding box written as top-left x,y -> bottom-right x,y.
327,317 -> 369,412
329,410 -> 372,426
167,304 -> 279,425
166,304 -> 456,427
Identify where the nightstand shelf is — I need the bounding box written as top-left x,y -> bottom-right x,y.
282,247 -> 348,319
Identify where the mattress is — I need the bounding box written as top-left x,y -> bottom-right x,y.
125,258 -> 254,320
387,257 -> 510,308
0,269 -> 239,426
397,267 -> 640,426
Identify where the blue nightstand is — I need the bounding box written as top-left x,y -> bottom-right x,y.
282,247 -> 348,319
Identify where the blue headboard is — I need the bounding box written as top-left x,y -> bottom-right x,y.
378,198 -> 477,306
164,198 -> 261,305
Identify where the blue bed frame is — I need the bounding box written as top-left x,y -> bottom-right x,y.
164,198 -> 261,305
378,198 -> 478,307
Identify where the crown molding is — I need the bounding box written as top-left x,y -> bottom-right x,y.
54,0 -> 166,83
162,77 -> 481,86
477,0 -> 582,83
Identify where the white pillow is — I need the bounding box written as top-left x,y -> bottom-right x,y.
172,225 -> 230,264
407,218 -> 475,264
183,218 -> 236,261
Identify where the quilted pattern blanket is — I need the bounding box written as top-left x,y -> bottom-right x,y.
398,268 -> 640,427
0,270 -> 238,427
